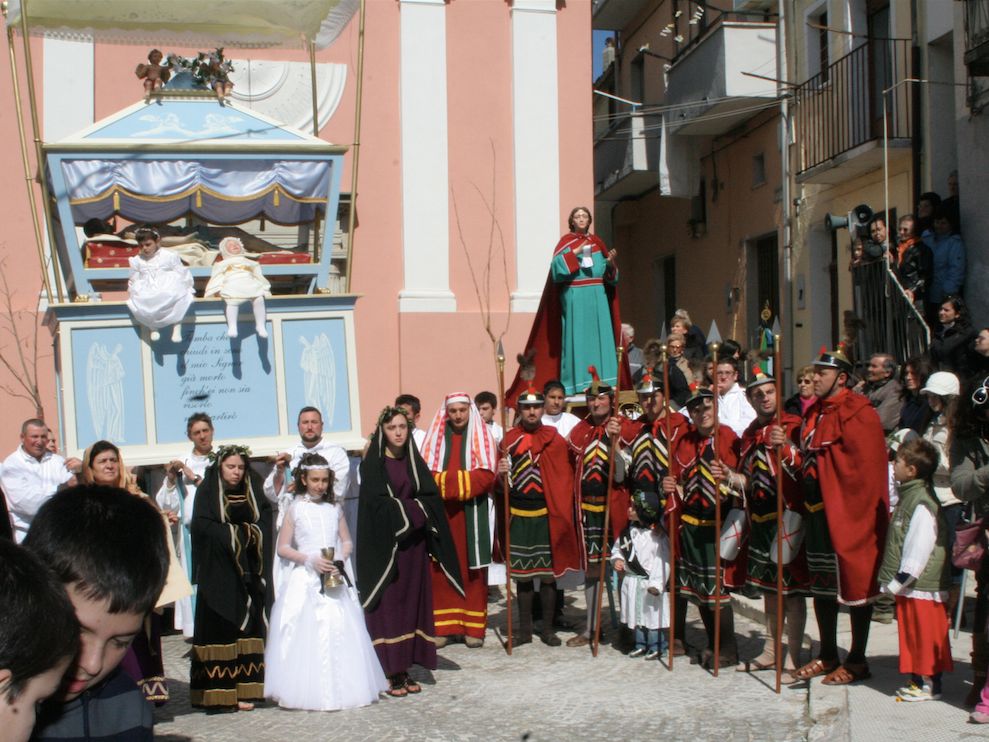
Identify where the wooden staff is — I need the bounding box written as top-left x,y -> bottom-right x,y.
773,334 -> 785,693
496,341 -> 513,655
661,345 -> 676,671
710,341 -> 722,676
592,346 -> 624,657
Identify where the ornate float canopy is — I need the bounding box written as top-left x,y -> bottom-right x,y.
4,0 -> 358,49
46,97 -> 347,295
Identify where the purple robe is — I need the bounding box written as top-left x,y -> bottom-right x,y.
363,455 -> 437,675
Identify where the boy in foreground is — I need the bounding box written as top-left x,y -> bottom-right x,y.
24,485 -> 169,741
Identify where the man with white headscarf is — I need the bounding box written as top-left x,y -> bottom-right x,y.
421,393 -> 498,648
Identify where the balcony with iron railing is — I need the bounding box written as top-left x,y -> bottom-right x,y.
664,13 -> 778,137
593,109 -> 662,201
965,0 -> 989,76
850,258 -> 929,365
792,39 -> 913,184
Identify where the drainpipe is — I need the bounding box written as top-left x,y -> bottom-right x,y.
909,0 -> 922,208
777,0 -> 793,382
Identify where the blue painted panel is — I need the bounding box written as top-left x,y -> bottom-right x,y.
87,101 -> 303,142
70,326 -> 147,446
151,322 -> 279,444
280,318 -> 352,432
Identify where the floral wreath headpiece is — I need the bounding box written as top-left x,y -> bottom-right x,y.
208,443 -> 252,464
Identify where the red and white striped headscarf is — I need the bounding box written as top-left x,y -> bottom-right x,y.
421,392 -> 498,473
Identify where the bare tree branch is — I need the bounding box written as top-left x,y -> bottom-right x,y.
451,140 -> 512,347
0,255 -> 46,417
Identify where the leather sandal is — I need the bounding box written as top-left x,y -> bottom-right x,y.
403,675 -> 422,694
736,657 -> 776,673
821,662 -> 871,685
793,658 -> 839,681
386,675 -> 408,698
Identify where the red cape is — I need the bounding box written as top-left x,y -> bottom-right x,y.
505,232 -> 632,407
568,416 -> 638,566
670,425 -> 746,588
804,389 -> 889,605
739,412 -> 805,511
501,424 -> 582,578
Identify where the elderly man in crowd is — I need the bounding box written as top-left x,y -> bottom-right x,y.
1,419 -> 80,542
855,353 -> 903,434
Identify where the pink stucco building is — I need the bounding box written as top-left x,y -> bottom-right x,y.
0,1 -> 595,456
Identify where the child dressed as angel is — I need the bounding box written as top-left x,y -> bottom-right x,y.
204,236 -> 271,338
127,226 -> 194,343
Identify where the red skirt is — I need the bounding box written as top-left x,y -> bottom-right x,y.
895,595 -> 954,676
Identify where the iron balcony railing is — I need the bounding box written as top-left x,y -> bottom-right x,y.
965,0 -> 989,75
793,39 -> 912,175
850,258 -> 929,368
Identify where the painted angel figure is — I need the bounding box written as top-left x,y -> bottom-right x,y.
204,236 -> 271,338
300,334 -> 335,425
86,343 -> 125,441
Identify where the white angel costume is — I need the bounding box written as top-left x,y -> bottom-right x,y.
264,498 -> 387,711
204,237 -> 272,338
611,524 -> 671,631
126,248 -> 194,342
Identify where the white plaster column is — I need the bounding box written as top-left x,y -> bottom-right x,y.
510,0 -> 561,312
43,37 -> 94,140
398,0 -> 456,312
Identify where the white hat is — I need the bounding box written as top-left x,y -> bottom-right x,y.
921,371 -> 960,398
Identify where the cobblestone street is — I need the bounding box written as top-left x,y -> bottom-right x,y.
154,594 -> 811,741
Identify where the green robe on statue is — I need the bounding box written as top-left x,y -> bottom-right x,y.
551,232 -> 618,395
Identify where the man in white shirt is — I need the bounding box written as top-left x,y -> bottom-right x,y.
264,406 -> 350,527
1,419 -> 79,542
540,380 -> 581,438
715,358 -> 756,437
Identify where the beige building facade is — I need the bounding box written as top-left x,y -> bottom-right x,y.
597,0 -> 988,383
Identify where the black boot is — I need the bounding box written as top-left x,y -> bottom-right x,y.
540,583 -> 562,646
513,583 -> 534,645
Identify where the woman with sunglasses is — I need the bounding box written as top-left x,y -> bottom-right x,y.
949,375 -> 989,719
783,365 -> 817,418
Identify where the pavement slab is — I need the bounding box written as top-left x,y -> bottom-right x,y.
154,594 -> 811,741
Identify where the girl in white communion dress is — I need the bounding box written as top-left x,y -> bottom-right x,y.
264,453 -> 388,711
126,226 -> 194,342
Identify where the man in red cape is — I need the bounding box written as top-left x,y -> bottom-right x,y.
498,386 -> 581,646
421,393 -> 498,648
793,345 -> 889,686
565,369 -> 637,647
664,385 -> 743,668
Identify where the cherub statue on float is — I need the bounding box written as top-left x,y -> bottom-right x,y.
135,49 -> 171,102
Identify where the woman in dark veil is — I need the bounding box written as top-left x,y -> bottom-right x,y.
357,407 -> 463,698
189,444 -> 273,712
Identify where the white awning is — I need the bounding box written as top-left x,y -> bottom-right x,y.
4,0 -> 359,49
